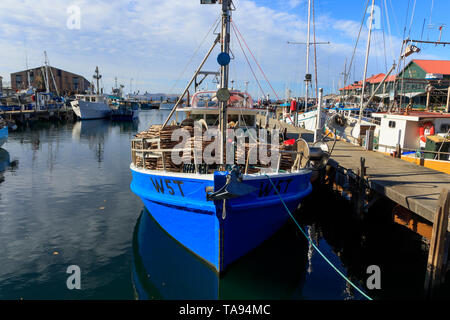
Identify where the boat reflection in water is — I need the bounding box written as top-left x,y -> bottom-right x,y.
132,207 -> 308,300
72,119 -> 112,163
71,119 -> 111,142
0,148 -> 10,184
111,119 -> 139,133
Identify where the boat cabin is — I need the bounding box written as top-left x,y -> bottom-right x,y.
178,90 -> 257,129
75,94 -> 106,103
372,111 -> 450,154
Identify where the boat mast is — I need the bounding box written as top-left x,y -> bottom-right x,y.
219,0 -> 232,167
359,0 -> 375,124
93,66 -> 102,95
26,51 -> 31,89
43,51 -> 50,93
304,0 -> 312,113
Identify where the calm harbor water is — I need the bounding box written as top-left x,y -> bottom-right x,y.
0,110 -> 444,300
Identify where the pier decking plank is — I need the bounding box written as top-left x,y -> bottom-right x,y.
330,140 -> 450,230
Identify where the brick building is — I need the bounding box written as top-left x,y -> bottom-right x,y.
10,66 -> 91,95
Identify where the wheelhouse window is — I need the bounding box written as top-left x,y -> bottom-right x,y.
240,115 -> 255,127
228,114 -> 239,124
205,114 -> 218,126
388,121 -> 396,128
441,124 -> 450,133
190,114 -> 204,122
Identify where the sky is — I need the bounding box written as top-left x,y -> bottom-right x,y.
1,0 -> 449,98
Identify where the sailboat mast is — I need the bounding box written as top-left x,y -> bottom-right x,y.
359,0 -> 375,124
219,0 -> 232,167
304,0 -> 312,112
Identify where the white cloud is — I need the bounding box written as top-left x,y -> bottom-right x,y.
0,0 -> 425,97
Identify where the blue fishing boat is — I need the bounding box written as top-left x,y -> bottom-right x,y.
111,100 -> 140,121
130,0 -> 320,274
0,118 -> 8,147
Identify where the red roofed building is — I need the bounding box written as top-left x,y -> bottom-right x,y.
412,60 -> 450,75
338,59 -> 450,110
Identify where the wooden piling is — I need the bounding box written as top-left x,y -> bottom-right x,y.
354,157 -> 367,219
395,143 -> 402,158
424,188 -> 450,297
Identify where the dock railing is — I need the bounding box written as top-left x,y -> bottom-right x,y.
377,144 -> 450,156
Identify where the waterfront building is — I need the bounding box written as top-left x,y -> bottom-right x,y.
339,59 -> 450,111
10,66 -> 91,95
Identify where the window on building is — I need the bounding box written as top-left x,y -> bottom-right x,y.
57,69 -> 62,77
73,77 -> 79,90
15,75 -> 22,87
388,121 -> 396,128
441,124 -> 450,133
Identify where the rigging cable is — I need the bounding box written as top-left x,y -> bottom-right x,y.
345,0 -> 370,88
408,0 -> 417,39
383,0 -> 394,64
381,2 -> 388,73
312,0 -> 319,101
398,0 -> 412,108
231,20 -> 280,100
231,23 -> 267,98
264,175 -> 373,301
168,16 -> 220,95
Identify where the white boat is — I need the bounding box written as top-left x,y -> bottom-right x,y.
371,111 -> 450,174
71,94 -> 111,120
285,108 -> 328,131
159,102 -> 176,110
71,67 -> 112,120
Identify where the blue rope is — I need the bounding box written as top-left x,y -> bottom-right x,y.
265,175 -> 373,301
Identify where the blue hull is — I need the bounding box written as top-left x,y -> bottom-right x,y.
0,127 -> 8,147
130,166 -> 312,273
131,206 -> 309,299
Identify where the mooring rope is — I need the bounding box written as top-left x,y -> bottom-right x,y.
264,175 -> 373,300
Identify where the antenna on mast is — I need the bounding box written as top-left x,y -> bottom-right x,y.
93,66 -> 102,95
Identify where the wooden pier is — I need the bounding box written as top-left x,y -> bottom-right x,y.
258,114 -> 450,295
0,107 -> 75,124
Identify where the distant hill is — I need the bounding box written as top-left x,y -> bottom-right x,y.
127,92 -> 180,101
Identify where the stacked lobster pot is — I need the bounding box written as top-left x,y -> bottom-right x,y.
132,121 -> 298,174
